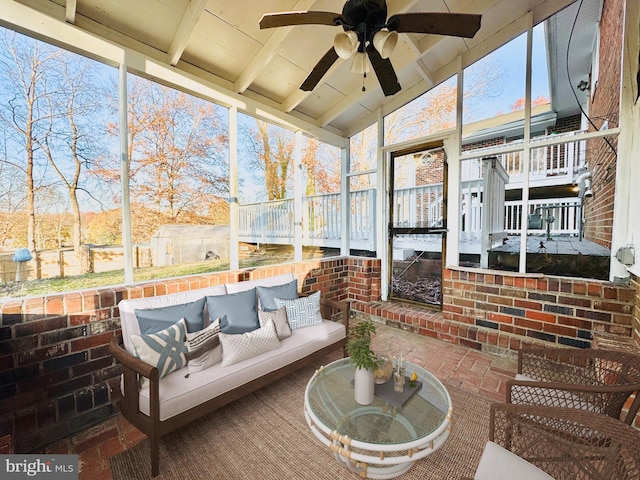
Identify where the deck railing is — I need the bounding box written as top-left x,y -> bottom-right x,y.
239,131 -> 586,250
461,130 -> 587,186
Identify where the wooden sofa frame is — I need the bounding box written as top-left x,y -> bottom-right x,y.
109,296 -> 349,477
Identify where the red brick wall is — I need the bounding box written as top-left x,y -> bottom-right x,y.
582,0 -> 623,249
0,258 -> 350,454
550,114 -> 582,134
443,267 -> 634,347
348,259 -> 635,351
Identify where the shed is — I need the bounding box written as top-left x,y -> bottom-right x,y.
150,225 -> 229,266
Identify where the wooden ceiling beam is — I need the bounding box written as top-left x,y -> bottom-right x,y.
167,0 -> 208,66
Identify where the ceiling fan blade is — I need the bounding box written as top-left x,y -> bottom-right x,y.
300,48 -> 340,91
387,13 -> 481,38
366,44 -> 401,97
259,11 -> 343,29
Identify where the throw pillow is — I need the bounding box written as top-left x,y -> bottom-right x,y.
134,297 -> 206,335
185,318 -> 222,374
274,291 -> 323,330
256,279 -> 298,311
258,307 -> 292,340
219,320 -> 280,367
131,318 -> 188,385
206,288 -> 260,334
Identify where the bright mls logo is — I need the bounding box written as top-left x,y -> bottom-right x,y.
1,455 -> 78,479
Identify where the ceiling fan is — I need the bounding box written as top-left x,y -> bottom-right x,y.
259,0 -> 481,97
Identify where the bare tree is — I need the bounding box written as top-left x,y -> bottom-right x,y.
99,76 -> 229,242
0,31 -> 61,254
242,119 -> 294,201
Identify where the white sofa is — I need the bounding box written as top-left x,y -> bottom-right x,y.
110,273 -> 348,477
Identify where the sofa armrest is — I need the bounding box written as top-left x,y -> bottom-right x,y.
318,297 -> 349,356
109,335 -> 160,417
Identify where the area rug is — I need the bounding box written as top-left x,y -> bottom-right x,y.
109,363 -> 490,479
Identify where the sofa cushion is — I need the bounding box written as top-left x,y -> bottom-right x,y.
275,291 -> 322,330
131,318 -> 188,385
185,318 -> 222,374
256,279 -> 298,311
220,320 -> 280,366
118,285 -> 227,355
207,288 -> 260,334
134,297 -> 206,335
137,319 -> 346,421
258,307 -> 291,340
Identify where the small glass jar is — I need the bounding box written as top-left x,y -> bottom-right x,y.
373,354 -> 393,384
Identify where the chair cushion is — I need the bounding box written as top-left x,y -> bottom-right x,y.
207,288 -> 260,334
474,441 -> 554,480
256,279 -> 298,311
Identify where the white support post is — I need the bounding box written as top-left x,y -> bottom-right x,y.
294,130 -> 303,262
229,106 -> 239,271
445,135 -> 460,268
340,146 -> 350,256
119,62 -> 134,284
377,110 -> 388,301
518,12 -> 534,273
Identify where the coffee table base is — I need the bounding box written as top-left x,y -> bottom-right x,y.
305,405 -> 452,479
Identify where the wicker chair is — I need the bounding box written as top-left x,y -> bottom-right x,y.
474,403 -> 640,480
506,347 -> 640,425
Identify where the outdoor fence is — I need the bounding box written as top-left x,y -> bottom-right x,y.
0,245 -> 152,283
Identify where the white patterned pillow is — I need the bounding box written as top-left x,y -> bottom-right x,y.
185,318 -> 222,374
258,307 -> 292,340
131,318 -> 187,386
275,291 -> 322,330
219,320 -> 280,367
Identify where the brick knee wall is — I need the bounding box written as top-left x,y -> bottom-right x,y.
0,257 -> 350,453
2,256 -> 637,451
348,260 -> 636,354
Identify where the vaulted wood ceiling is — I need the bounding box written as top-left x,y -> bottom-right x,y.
4,0 -> 592,140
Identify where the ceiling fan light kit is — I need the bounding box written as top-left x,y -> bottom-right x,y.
259,0 -> 481,97
334,30 -> 359,58
350,52 -> 370,74
372,30 -> 398,59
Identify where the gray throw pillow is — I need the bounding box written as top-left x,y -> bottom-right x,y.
258,307 -> 292,340
256,279 -> 298,311
134,297 -> 206,334
206,288 -> 260,334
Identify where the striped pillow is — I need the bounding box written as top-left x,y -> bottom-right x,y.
131,318 -> 187,386
274,291 -> 322,330
185,318 -> 222,374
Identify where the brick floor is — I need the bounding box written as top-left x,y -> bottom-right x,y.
49,320 -> 518,480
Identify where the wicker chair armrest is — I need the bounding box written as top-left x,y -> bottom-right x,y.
489,403 -> 640,480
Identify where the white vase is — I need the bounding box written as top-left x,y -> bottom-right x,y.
354,367 -> 375,405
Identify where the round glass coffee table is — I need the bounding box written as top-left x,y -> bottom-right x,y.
304,357 -> 452,479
